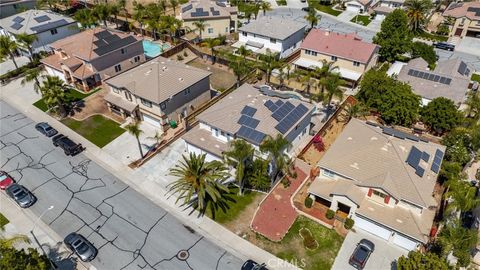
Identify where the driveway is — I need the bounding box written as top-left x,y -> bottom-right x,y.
455,37 -> 480,57
436,48 -> 480,72
332,228 -> 408,270
0,56 -> 30,76
337,10 -> 357,22
286,0 -> 307,9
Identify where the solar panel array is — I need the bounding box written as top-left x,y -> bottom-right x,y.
406,146 -> 427,177
458,61 -> 470,76
238,115 -> 260,129
431,149 -> 444,173
12,16 -> 24,23
241,105 -> 257,117
264,100 -> 278,112
407,69 -> 452,85
467,7 -> 480,16
275,104 -> 309,134
382,127 -> 419,142
191,8 -> 209,17
11,23 -> 23,30
210,7 -> 220,16
30,19 -> 69,33
182,4 -> 193,12
237,126 -> 266,145
34,15 -> 51,23
92,31 -> 137,56
272,101 -> 295,121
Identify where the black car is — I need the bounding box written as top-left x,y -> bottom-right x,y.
64,233 -> 97,262
433,42 -> 455,51
241,259 -> 268,270
52,134 -> 83,156
302,7 -> 310,12
6,184 -> 36,208
349,239 -> 375,269
35,122 -> 58,137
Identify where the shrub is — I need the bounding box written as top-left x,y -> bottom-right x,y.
476,169 -> 480,181
183,50 -> 188,57
281,177 -> 291,188
326,209 -> 335,219
344,218 -> 355,229
299,228 -> 319,250
177,55 -> 184,61
305,197 -> 313,208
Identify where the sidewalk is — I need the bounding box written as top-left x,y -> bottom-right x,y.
0,77 -> 299,269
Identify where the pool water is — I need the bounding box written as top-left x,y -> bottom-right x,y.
143,40 -> 170,58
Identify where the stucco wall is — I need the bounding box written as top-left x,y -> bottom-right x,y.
184,17 -> 233,39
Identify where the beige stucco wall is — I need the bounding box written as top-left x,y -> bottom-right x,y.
299,49 -> 369,74
450,17 -> 480,37
100,54 -> 146,80
184,17 -> 234,39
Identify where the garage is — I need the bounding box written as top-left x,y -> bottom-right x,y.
45,66 -> 66,82
354,214 -> 392,240
142,113 -> 161,127
375,14 -> 386,21
346,1 -> 362,13
392,232 -> 419,251
184,142 -> 221,162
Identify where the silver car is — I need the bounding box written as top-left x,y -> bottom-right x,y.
64,233 -> 97,262
6,184 -> 36,208
35,122 -> 58,137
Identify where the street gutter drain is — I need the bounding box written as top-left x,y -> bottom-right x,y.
177,250 -> 189,261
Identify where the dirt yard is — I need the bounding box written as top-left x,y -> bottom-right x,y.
223,194 -> 265,236
187,58 -> 237,91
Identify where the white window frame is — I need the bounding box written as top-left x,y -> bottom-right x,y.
141,98 -> 152,107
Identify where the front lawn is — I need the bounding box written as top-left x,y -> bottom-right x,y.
471,73 -> 480,82
414,30 -> 448,42
206,187 -> 261,224
32,87 -> 100,112
252,216 -> 344,270
276,0 -> 287,5
308,1 -> 342,16
61,115 -> 125,148
0,212 -> 9,230
351,15 -> 371,26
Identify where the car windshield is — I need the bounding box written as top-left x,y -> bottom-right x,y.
45,126 -> 52,131
76,242 -> 90,254
353,246 -> 370,263
14,190 -> 27,199
0,174 -> 6,181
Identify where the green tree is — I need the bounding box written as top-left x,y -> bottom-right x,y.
410,41 -> 437,67
397,251 -> 449,270
304,8 -> 321,29
342,102 -> 369,122
0,35 -> 18,69
109,3 -> 121,29
193,20 -> 208,39
444,180 -> 480,214
260,134 -> 291,185
168,153 -> 231,216
74,9 -> 98,29
421,97 -> 462,134
223,139 -> 254,195
201,37 -> 222,64
260,1 -> 271,16
228,54 -> 250,87
15,33 -> 37,62
246,158 -> 270,191
404,0 -> 433,32
442,128 -> 473,165
161,15 -> 182,42
125,121 -> 144,158
21,66 -> 42,94
257,49 -> 282,83
297,69 -> 316,94
373,9 -> 412,62
93,3 -> 111,27
324,73 -> 344,106
133,1 -> 146,36
39,75 -> 67,115
438,220 -> 478,267
236,45 -> 251,60
315,60 -> 339,94
170,0 -> 179,14
0,247 -> 49,270
465,91 -> 480,122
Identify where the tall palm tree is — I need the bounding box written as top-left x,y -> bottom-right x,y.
257,49 -> 282,83
125,121 -> 144,158
161,15 -> 181,42
40,76 -> 68,116
324,73 -> 344,106
260,1 -> 271,16
444,180 -> 480,215
202,37 -> 222,63
465,92 -> 480,121
94,3 -> 111,27
316,60 -> 339,93
21,66 -> 43,94
168,153 -> 231,216
260,134 -> 291,185
404,0 -> 434,32
437,220 -> 477,259
299,70 -> 316,94
342,102 -> 369,122
109,3 -> 121,29
228,54 -> 250,87
148,130 -> 164,148
304,8 -> 321,29
15,33 -> 37,62
0,35 -> 18,69
169,0 -> 179,14
223,139 -> 254,195
118,0 -> 128,17
74,9 -> 98,29
193,20 -> 208,39
236,45 -> 251,60
252,3 -> 260,20
133,2 -> 146,36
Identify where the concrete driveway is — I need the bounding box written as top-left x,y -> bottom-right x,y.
337,10 -> 357,22
332,229 -> 408,270
455,37 -> 480,57
435,48 -> 480,72
0,56 -> 30,75
286,0 -> 307,9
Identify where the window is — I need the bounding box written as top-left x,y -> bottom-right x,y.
114,64 -> 122,72
372,190 -> 386,199
305,50 -> 318,56
141,98 -> 152,107
160,102 -> 166,110
208,28 -> 213,34
270,38 -> 276,44
184,88 -> 190,95
242,32 -> 247,37
50,28 -> 58,35
214,128 -> 219,136
322,169 -> 335,178
121,48 -> 126,54
331,56 -> 337,61
112,87 -> 119,94
134,56 -> 140,62
353,61 -> 360,66
221,131 -> 225,136
225,27 -> 229,33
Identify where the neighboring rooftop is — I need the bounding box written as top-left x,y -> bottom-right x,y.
105,56 -> 211,104
397,58 -> 471,104
239,16 -> 307,40
317,119 -> 445,208
301,29 -> 378,64
443,1 -> 480,20
181,0 -> 237,20
0,9 -> 75,34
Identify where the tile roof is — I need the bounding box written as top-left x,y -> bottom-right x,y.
239,16 -> 307,40
181,0 -> 237,20
104,56 -> 211,104
301,29 -> 379,64
443,2 -> 480,21
0,9 -> 75,35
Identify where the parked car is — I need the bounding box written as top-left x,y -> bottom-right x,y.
35,122 -> 58,137
52,135 -> 83,156
64,232 -> 97,262
5,184 -> 36,208
433,42 -> 455,51
0,171 -> 14,190
349,239 -> 375,269
241,259 -> 268,270
301,7 -> 310,11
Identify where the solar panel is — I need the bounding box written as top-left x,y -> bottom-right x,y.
272,101 -> 295,121
264,100 -> 278,112
241,105 -> 257,117
458,62 -> 468,75
444,78 -> 452,85
12,16 -> 24,23
406,146 -> 422,169
94,30 -> 112,39
103,34 -> 121,43
93,36 -> 137,56
439,77 -> 447,84
405,133 -> 419,142
30,19 -> 69,33
467,7 -> 480,16
34,15 -> 51,23
412,70 -> 420,77
408,69 -> 414,76
182,4 -> 193,12
422,72 -> 429,79
237,115 -> 259,129
275,100 -> 284,107
427,73 -> 435,81
430,149 -> 444,173
93,39 -> 108,47
274,104 -> 309,134
434,149 -> 444,160
431,163 -> 440,173
191,8 -> 209,17
421,152 -> 430,162
433,75 -> 440,82
11,23 -> 22,30
237,126 -> 265,145
382,127 -> 394,136
415,167 -> 425,177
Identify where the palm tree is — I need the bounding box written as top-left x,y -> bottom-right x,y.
94,3 -> 112,27
404,0 -> 434,32
236,45 -> 251,60
260,1 -> 271,16
444,180 -> 480,215
260,134 -> 291,185
74,9 -> 98,29
118,0 -> 128,17
223,139 -> 254,195
202,38 -> 221,63
228,54 -> 250,87
315,60 -> 339,93
133,2 -> 146,36
299,70 -> 316,94
465,92 -> 480,121
161,15 -> 181,42
15,33 -> 37,62
437,220 -> 477,258
168,153 -> 231,216
324,73 -> 344,106
170,0 -> 179,14
39,76 -> 67,114
125,121 -> 144,158
0,35 -> 18,69
109,3 -> 121,29
304,8 -> 321,29
193,20 -> 208,39
148,130 -> 164,147
21,66 -> 43,94
342,102 -> 369,122
257,49 -> 282,83
252,3 -> 260,20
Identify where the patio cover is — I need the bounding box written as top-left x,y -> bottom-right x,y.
104,92 -> 138,113
293,58 -> 362,81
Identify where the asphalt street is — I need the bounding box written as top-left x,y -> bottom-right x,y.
0,100 -> 243,270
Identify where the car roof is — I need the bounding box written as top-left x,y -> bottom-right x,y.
37,122 -> 49,128
359,239 -> 375,250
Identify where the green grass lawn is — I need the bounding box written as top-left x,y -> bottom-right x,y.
61,115 -> 125,148
0,212 -> 9,230
254,216 -> 344,270
415,30 -> 448,42
206,187 -> 260,224
308,1 -> 342,16
32,87 -> 100,112
471,73 -> 480,82
33,99 -> 49,112
276,0 -> 287,5
351,15 -> 371,26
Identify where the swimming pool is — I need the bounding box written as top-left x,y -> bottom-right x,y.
143,40 -> 170,58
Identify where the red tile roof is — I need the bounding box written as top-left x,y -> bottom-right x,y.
300,29 -> 378,64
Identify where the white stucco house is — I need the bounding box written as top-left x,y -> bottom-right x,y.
344,0 -> 372,13
373,0 -> 405,20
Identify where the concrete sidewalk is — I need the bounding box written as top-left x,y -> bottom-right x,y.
0,77 -> 298,269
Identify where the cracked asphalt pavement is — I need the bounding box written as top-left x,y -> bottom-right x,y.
0,100 -> 243,270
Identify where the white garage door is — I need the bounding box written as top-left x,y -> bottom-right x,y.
142,114 -> 161,127
375,14 -> 386,21
45,66 -> 66,82
392,233 -> 418,251
185,141 -> 221,162
354,215 -> 392,240
346,4 -> 361,13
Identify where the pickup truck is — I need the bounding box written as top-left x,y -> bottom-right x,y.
52,134 -> 84,156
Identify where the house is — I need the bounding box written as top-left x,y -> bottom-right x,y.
396,58 -> 472,106
308,119 -> 445,251
0,9 -> 79,55
443,1 -> 480,38
183,84 -> 314,162
0,0 -> 36,19
373,0 -> 405,20
41,28 -> 145,92
293,29 -> 379,85
344,0 -> 372,14
234,16 -> 307,58
104,56 -> 212,131
180,0 -> 238,40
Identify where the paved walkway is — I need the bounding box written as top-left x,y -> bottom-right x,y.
0,56 -> 30,75
251,164 -> 308,241
337,10 -> 357,22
